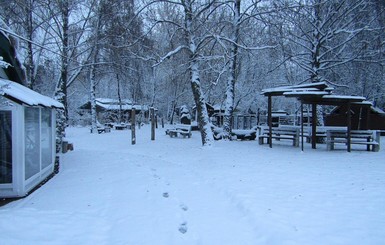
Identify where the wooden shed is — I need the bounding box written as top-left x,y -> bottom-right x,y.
78,98 -> 151,124
0,79 -> 63,197
325,105 -> 385,132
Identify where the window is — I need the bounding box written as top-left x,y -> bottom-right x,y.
25,108 -> 40,180
41,108 -> 52,169
0,110 -> 12,184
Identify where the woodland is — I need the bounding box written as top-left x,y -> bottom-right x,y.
0,0 -> 384,145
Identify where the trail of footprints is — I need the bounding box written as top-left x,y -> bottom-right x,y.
150,166 -> 189,235
161,191 -> 189,234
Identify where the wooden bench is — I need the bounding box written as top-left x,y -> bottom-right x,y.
231,129 -> 257,140
115,124 -> 130,130
90,124 -> 111,134
166,124 -> 192,138
258,126 -> 299,147
326,130 -> 380,152
301,126 -> 347,143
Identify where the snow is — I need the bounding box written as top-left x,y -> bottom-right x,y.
322,95 -> 367,101
283,91 -> 330,96
1,125 -> 385,245
0,79 -> 64,108
91,98 -> 148,111
261,82 -> 332,94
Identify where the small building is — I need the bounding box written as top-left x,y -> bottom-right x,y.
78,98 -> 152,124
325,104 -> 385,132
0,80 -> 63,197
1,29 -> 63,197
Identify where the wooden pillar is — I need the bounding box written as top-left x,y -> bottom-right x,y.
131,109 -> 136,145
301,102 -> 304,151
311,103 -> 317,149
347,102 -> 351,152
150,107 -> 155,141
268,95 -> 272,148
257,108 -> 260,125
365,106 -> 370,130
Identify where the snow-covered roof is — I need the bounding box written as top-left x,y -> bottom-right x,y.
79,98 -> 152,111
262,82 -> 332,95
96,98 -> 132,105
322,95 -> 366,101
261,82 -> 371,106
0,79 -> 64,108
371,106 -> 385,114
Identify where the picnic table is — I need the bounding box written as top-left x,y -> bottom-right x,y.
166,124 -> 192,138
257,126 -> 299,147
114,123 -> 131,130
326,129 -> 380,152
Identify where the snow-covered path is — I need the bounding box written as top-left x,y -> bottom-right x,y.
1,126 -> 385,244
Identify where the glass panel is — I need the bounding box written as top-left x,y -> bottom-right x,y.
25,108 -> 40,180
0,111 -> 12,184
41,108 -> 52,169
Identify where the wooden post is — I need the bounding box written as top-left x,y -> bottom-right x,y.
268,95 -> 272,148
301,102 -> 304,151
311,103 -> 317,149
347,102 -> 351,152
257,108 -> 260,125
150,107 -> 155,141
131,109 -> 136,145
155,115 -> 158,129
161,117 -> 164,128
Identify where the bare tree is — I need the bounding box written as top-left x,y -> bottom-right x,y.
148,0 -> 223,145
277,0 -> 379,85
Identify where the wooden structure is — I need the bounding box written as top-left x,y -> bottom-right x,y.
325,105 -> 385,132
166,124 -> 192,138
258,126 -> 299,147
261,82 -> 374,152
79,98 -> 152,124
326,129 -> 380,152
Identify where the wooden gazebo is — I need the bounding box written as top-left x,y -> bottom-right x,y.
261,82 -> 371,152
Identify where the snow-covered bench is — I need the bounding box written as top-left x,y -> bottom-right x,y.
97,126 -> 111,134
166,124 -> 192,138
258,126 -> 299,147
326,129 -> 380,152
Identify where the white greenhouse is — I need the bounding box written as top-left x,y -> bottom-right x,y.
0,79 -> 63,198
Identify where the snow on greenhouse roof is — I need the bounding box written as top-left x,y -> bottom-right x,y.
0,79 -> 64,108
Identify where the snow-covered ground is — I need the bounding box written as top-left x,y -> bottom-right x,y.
1,125 -> 384,245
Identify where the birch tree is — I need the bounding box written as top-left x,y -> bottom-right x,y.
149,0 -> 219,146
222,0 -> 241,139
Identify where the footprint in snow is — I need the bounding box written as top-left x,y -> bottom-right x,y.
180,204 -> 188,211
178,222 -> 188,234
162,192 -> 169,198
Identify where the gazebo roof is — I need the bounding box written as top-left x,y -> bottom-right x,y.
262,82 -> 370,106
261,82 -> 332,96
0,79 -> 64,108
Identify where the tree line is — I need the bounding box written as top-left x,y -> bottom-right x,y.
1,0 -> 384,145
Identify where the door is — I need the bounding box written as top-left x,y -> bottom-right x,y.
0,110 -> 12,184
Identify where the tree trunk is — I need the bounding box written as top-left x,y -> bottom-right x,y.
184,0 -> 214,146
54,0 -> 69,151
223,0 -> 241,140
90,63 -> 98,133
117,73 -> 123,123
190,60 -> 214,146
25,1 -> 34,89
